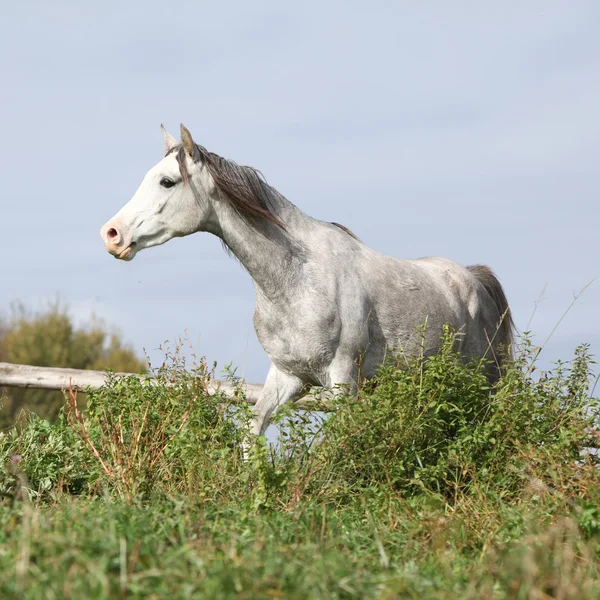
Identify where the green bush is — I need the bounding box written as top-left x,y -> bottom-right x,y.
264,327 -> 600,512
1,349 -> 251,503
0,411 -> 96,500
1,329 -> 599,598
0,302 -> 147,427
68,353 -> 250,501
4,328 -> 599,515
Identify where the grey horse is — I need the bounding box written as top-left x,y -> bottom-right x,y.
100,124 -> 514,445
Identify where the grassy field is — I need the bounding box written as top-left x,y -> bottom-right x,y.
1,330 -> 600,599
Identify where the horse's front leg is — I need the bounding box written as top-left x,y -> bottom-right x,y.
243,363 -> 305,459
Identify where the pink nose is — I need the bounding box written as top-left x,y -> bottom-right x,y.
101,221 -> 130,255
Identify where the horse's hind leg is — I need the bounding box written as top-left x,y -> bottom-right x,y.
243,363 -> 305,460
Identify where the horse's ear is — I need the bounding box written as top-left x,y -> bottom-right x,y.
180,123 -> 196,157
161,124 -> 178,154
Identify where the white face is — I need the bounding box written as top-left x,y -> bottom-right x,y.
100,126 -> 214,261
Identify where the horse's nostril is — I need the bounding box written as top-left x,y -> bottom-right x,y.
107,227 -> 119,241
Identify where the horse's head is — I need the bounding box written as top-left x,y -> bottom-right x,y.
100,124 -> 216,261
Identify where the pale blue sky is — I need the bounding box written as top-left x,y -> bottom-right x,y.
1,1 -> 598,382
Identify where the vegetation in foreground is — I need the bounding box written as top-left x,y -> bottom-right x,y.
1,329 -> 599,599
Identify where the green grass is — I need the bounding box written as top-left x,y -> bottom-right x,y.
1,331 -> 600,599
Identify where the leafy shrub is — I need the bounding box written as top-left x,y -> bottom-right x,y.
0,302 -> 147,426
265,328 -> 600,509
68,352 -> 250,501
1,329 -> 599,597
0,411 -> 96,500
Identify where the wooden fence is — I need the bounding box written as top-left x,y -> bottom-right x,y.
0,362 -> 329,410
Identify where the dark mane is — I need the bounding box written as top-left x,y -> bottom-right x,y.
168,144 -> 285,229
168,144 -> 359,242
330,222 -> 360,241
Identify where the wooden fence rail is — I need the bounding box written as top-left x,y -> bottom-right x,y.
0,362 -> 330,410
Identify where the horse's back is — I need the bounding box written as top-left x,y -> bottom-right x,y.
356,251 -> 504,360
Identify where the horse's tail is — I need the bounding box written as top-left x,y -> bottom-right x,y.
466,265 -> 515,359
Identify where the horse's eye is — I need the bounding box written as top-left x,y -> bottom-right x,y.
160,177 -> 175,189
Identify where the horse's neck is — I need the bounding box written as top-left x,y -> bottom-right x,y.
211,192 -> 310,300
